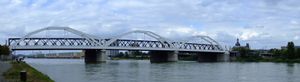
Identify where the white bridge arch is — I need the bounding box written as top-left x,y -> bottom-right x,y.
105,30 -> 175,48
18,27 -> 102,46
180,35 -> 224,50
8,27 -> 224,53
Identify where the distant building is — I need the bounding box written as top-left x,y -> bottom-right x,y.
230,38 -> 252,60
251,49 -> 273,58
235,38 -> 241,46
29,52 -> 84,58
281,46 -> 300,50
232,38 -> 250,49
45,52 -> 84,58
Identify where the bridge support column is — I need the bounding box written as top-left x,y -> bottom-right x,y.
84,49 -> 107,63
197,53 -> 229,62
217,52 -> 230,62
149,51 -> 178,63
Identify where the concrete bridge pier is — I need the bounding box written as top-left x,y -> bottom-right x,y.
84,49 -> 107,63
217,51 -> 230,62
149,51 -> 178,63
197,52 -> 229,62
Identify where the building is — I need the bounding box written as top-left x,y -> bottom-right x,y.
229,38 -> 253,60
29,52 -> 84,58
232,38 -> 250,49
281,46 -> 300,50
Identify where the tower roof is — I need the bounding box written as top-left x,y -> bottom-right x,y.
235,38 -> 240,46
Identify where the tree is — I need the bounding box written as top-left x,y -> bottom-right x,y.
269,48 -> 281,58
296,48 -> 300,59
246,43 -> 250,49
118,52 -> 125,57
286,42 -> 295,59
0,45 -> 10,55
280,49 -> 288,58
124,52 -> 129,58
0,45 -> 2,55
232,47 -> 250,57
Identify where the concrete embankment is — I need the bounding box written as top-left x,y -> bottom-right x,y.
0,61 -> 11,82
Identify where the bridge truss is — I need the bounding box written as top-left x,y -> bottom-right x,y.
8,27 -> 224,53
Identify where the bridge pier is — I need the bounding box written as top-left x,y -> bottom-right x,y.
84,49 -> 107,63
196,53 -> 229,62
149,51 -> 178,63
218,52 -> 230,62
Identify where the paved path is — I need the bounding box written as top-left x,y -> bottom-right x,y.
0,61 -> 11,82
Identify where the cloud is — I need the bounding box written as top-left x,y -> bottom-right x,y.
294,36 -> 299,40
0,0 -> 300,49
240,31 -> 260,40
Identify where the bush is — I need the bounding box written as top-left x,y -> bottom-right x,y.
0,45 -> 10,55
0,45 -> 11,60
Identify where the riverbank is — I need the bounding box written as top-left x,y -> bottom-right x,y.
234,57 -> 300,63
0,61 -> 11,82
111,56 -> 196,61
3,61 -> 54,82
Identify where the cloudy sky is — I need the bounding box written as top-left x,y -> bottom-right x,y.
0,0 -> 299,49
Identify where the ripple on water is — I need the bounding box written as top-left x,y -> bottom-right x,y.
25,59 -> 300,82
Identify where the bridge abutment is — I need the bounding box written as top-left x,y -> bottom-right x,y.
149,51 -> 178,63
84,49 -> 107,63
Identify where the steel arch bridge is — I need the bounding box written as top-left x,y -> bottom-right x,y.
8,27 -> 225,53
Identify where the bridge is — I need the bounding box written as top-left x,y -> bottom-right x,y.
8,27 -> 229,63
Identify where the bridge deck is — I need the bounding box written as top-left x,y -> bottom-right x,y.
9,38 -> 224,53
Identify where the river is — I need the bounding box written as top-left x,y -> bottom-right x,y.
25,59 -> 300,82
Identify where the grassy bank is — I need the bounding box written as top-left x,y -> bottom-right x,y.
3,61 -> 54,82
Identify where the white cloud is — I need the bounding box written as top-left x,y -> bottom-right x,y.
240,31 -> 260,40
0,0 -> 300,49
294,36 -> 299,40
291,20 -> 299,25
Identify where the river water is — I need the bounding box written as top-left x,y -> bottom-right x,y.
25,59 -> 300,82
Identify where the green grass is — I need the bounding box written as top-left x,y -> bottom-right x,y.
3,61 -> 54,82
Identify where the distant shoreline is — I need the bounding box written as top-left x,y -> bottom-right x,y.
233,57 -> 300,63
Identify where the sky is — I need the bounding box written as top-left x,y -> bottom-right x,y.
0,0 -> 300,49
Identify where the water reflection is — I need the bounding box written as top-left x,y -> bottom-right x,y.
287,63 -> 295,74
25,59 -> 300,82
287,63 -> 295,82
84,64 -> 101,75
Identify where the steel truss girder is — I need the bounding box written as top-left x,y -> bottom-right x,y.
9,38 -> 223,51
8,26 -> 224,52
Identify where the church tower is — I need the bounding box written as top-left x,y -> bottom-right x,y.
235,38 -> 241,46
